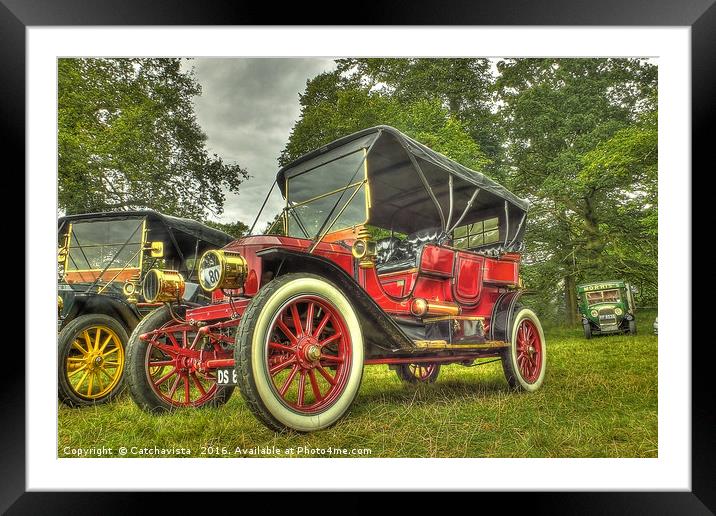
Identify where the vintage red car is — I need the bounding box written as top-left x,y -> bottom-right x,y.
126,126 -> 546,432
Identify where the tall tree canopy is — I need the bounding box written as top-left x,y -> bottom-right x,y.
280,58 -> 657,324
58,58 -> 249,219
497,58 -> 657,320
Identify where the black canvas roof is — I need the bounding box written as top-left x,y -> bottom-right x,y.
57,210 -> 234,248
277,126 -> 529,249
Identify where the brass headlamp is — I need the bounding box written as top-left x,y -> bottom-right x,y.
142,269 -> 186,303
198,249 -> 248,292
351,228 -> 376,269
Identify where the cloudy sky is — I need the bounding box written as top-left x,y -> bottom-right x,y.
190,58 -> 337,229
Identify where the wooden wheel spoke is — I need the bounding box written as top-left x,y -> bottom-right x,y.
82,331 -> 93,351
319,332 -> 342,347
308,369 -> 323,402
316,364 -> 336,385
277,318 -> 298,344
94,328 -> 103,352
314,312 -> 331,338
68,364 -> 87,377
183,376 -> 191,402
270,356 -> 297,375
290,304 -> 303,337
319,353 -> 343,364
296,371 -> 306,407
155,367 -> 178,387
279,365 -> 299,396
98,334 -> 114,354
305,302 -> 315,336
269,341 -> 295,353
72,340 -> 88,355
191,373 -> 207,396
74,370 -> 90,391
168,374 -> 182,399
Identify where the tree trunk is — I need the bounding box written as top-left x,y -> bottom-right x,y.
564,275 -> 579,327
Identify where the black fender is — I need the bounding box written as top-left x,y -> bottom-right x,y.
59,292 -> 142,333
256,248 -> 415,357
489,290 -> 527,342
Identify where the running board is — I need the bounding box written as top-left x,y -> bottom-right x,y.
412,339 -> 508,351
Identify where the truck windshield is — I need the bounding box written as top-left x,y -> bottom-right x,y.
586,289 -> 620,305
66,219 -> 144,271
286,149 -> 368,238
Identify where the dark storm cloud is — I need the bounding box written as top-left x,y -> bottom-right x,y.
190,58 -> 336,229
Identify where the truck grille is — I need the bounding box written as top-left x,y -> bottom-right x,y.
598,307 -> 616,321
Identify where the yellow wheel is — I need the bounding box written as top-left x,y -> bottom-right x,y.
58,314 -> 129,406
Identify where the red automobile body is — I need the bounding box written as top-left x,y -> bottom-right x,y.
178,234 -> 521,365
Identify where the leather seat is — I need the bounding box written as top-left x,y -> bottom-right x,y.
376,228 -> 445,273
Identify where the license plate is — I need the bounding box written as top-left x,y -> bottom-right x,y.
599,314 -> 616,320
216,367 -> 239,386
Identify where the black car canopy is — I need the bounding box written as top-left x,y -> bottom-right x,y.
276,126 -> 529,251
58,210 -> 234,265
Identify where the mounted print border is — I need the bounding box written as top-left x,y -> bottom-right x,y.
5,0 -> 713,512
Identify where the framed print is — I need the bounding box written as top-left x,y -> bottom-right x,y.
5,0 -> 714,512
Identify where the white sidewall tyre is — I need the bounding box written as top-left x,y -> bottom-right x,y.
249,277 -> 364,432
508,308 -> 547,392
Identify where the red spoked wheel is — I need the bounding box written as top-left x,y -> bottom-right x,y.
501,307 -> 546,392
236,273 -> 364,432
395,362 -> 441,384
126,307 -> 234,412
145,322 -> 221,407
515,318 -> 543,383
266,295 -> 352,413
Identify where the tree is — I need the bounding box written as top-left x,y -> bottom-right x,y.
203,220 -> 249,239
281,71 -> 488,172
58,58 -> 249,219
497,58 -> 657,322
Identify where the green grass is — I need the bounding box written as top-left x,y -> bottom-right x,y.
58,321 -> 657,458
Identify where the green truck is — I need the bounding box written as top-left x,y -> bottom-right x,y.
577,280 -> 636,339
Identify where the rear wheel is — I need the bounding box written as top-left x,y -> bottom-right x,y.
395,363 -> 440,384
236,273 -> 364,432
126,306 -> 234,413
501,308 -> 546,392
58,314 -> 128,407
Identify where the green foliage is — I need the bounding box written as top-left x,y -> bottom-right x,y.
280,71 -> 489,175
203,220 -> 249,239
58,58 -> 249,219
496,58 -> 658,319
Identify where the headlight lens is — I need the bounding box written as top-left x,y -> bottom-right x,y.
198,249 -> 248,292
142,269 -> 185,303
590,309 -> 599,317
352,240 -> 367,259
614,307 -> 623,316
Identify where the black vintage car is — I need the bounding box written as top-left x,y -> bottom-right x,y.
57,210 -> 233,406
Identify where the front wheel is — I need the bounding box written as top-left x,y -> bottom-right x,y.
236,273 -> 364,432
395,363 -> 441,384
58,314 -> 128,407
126,306 -> 234,413
501,308 -> 546,392
628,320 -> 637,335
583,321 -> 592,340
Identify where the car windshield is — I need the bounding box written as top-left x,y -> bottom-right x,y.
586,289 -> 620,305
66,218 -> 144,271
286,149 -> 368,238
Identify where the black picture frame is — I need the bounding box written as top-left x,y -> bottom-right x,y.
5,1 -> 711,513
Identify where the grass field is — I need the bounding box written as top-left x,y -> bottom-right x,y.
58,313 -> 658,458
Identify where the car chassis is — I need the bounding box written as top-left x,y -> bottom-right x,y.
127,126 -> 547,432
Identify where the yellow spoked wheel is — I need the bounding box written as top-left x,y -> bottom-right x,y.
58,314 -> 129,407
